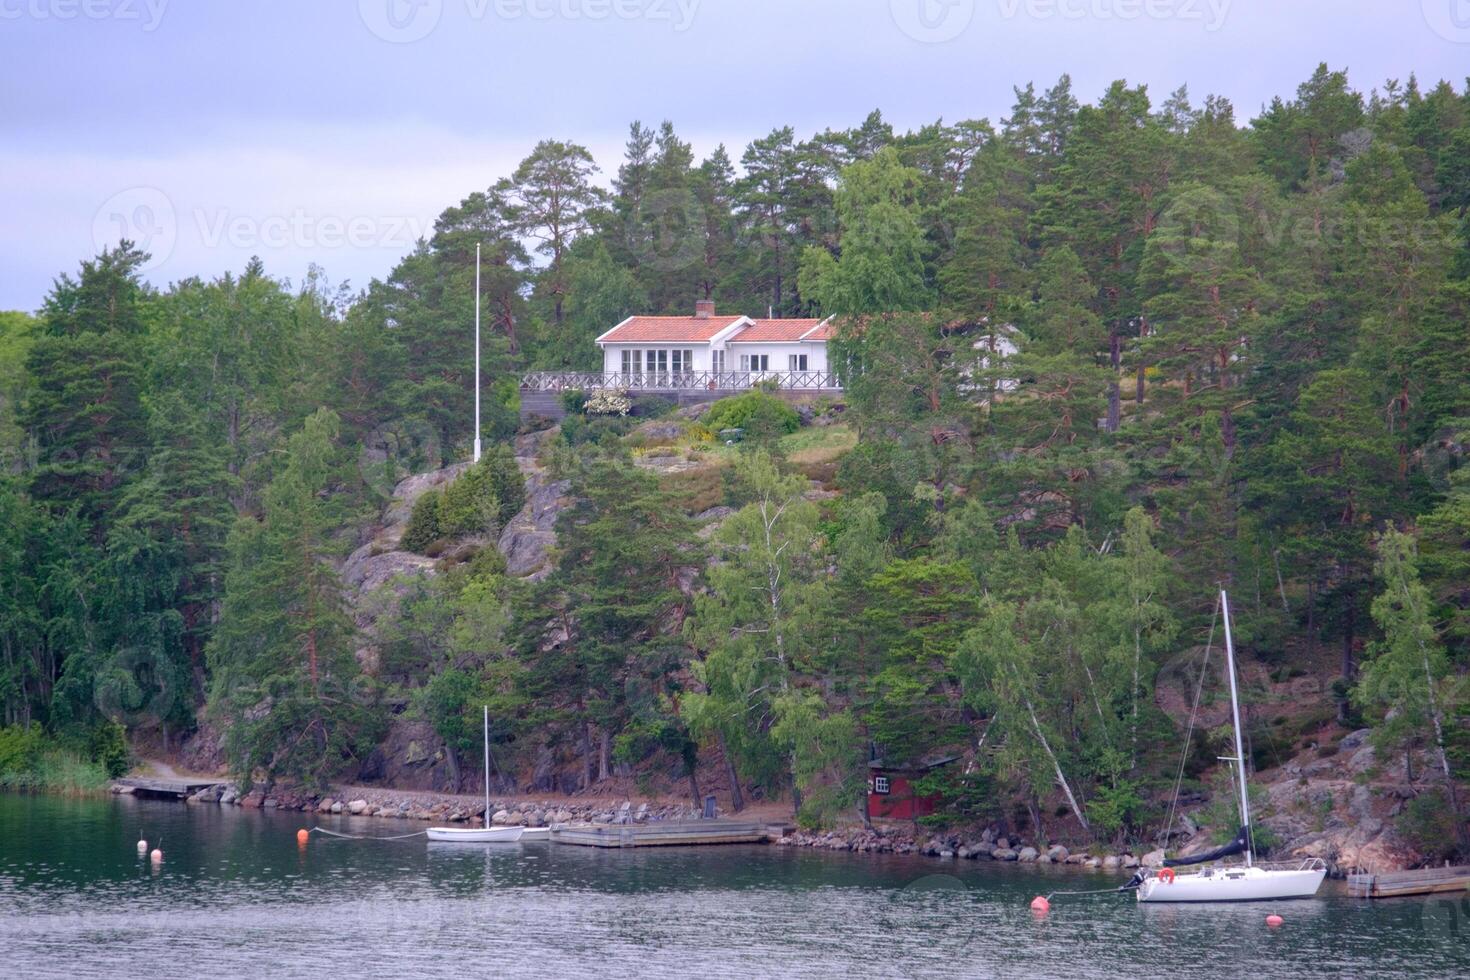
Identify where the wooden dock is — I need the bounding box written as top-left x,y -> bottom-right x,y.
1347,865 -> 1470,899
112,776 -> 228,799
550,820 -> 768,848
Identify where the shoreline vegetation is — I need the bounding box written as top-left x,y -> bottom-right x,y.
0,727 -> 115,796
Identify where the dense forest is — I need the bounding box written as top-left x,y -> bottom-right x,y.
2,64 -> 1467,849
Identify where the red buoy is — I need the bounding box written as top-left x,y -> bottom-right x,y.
297,828 -> 310,845
1266,914 -> 1284,928
1030,896 -> 1051,913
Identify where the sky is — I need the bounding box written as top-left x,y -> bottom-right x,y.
1,0 -> 1467,311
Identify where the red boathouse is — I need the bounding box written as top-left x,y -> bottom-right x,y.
866,755 -> 958,822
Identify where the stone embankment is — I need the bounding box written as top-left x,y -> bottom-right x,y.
167,781 -> 706,828
774,824 -> 1164,871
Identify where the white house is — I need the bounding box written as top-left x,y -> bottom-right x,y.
594,299 -> 836,384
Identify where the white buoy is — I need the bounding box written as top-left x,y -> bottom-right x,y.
137,839 -> 147,854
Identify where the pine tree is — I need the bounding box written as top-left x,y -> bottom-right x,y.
206,409 -> 381,789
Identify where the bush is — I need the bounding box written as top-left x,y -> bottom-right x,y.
585,387 -> 632,416
703,391 -> 800,440
1397,790 -> 1461,863
401,490 -> 442,553
0,725 -> 110,794
560,389 -> 588,415
440,465 -> 499,539
483,444 -> 527,527
89,721 -> 131,778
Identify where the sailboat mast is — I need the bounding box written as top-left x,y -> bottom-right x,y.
1221,590 -> 1252,867
483,704 -> 491,826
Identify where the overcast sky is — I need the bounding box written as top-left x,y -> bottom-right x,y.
2,0 -> 1467,311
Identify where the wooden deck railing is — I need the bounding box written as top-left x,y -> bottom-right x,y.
520,371 -> 843,392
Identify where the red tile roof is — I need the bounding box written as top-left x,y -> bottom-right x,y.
727,319 -> 830,343
598,315 -> 745,344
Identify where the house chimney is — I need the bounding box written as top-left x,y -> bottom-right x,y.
694,299 -> 715,319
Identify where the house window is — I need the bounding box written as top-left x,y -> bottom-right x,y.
739,354 -> 769,372
621,349 -> 642,375
873,775 -> 891,795
650,349 -> 668,375
712,350 -> 725,374
789,354 -> 808,372
672,349 -> 694,374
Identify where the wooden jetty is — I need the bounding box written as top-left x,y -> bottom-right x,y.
550,820 -> 768,848
112,776 -> 228,800
1347,865 -> 1470,899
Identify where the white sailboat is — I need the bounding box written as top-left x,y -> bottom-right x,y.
427,706 -> 524,844
1135,590 -> 1326,903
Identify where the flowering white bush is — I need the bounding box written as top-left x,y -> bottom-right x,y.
585,387 -> 632,416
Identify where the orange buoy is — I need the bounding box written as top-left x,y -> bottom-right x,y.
1266,914 -> 1284,928
149,848 -> 163,863
297,828 -> 310,845
1030,896 -> 1051,913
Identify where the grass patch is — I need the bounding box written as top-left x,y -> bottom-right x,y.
780,424 -> 857,465
662,464 -> 730,514
0,726 -> 113,796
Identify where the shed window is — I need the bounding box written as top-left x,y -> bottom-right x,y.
873,775 -> 890,795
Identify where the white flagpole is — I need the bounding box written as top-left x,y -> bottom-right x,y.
473,242 -> 482,463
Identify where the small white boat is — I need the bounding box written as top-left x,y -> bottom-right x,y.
427,706 -> 524,845
426,825 -> 525,844
1136,591 -> 1326,903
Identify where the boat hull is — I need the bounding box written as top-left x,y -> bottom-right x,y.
425,826 -> 525,843
518,827 -> 551,840
1137,866 -> 1326,903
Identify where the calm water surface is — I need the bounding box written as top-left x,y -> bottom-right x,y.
1,793 -> 1466,978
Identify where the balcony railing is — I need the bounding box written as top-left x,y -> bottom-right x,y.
520,371 -> 843,392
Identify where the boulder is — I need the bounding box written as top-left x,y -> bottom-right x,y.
993,848 -> 1018,861
1122,855 -> 1140,869
1142,849 -> 1166,868
331,801 -> 344,814
1046,845 -> 1069,863
1101,855 -> 1122,869
347,799 -> 369,815
491,809 -> 512,826
1017,847 -> 1039,862
317,798 -> 336,814
218,786 -> 238,806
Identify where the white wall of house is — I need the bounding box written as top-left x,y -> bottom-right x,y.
601,344 -> 713,375
724,341 -> 829,374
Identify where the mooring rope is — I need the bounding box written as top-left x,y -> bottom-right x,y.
309,827 -> 428,841
1044,883 -> 1137,900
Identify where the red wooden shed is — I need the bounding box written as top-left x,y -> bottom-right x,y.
866,754 -> 958,822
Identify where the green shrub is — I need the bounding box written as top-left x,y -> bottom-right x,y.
0,725 -> 45,781
483,444 -> 527,527
401,490 -> 442,553
89,721 -> 131,778
1396,790 -> 1461,863
440,465 -> 499,539
703,391 -> 800,440
560,389 -> 588,415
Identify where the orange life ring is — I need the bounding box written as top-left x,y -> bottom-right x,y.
1158,868 -> 1176,884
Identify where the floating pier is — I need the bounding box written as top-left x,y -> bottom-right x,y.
550,820 -> 769,848
1347,865 -> 1470,899
112,776 -> 229,800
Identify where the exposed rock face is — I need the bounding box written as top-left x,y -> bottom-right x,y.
497,429 -> 571,580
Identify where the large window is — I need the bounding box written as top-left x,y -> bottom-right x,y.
739,354 -> 769,372
788,354 -> 808,372
620,349 -> 641,374
712,349 -> 725,374
671,349 -> 694,374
